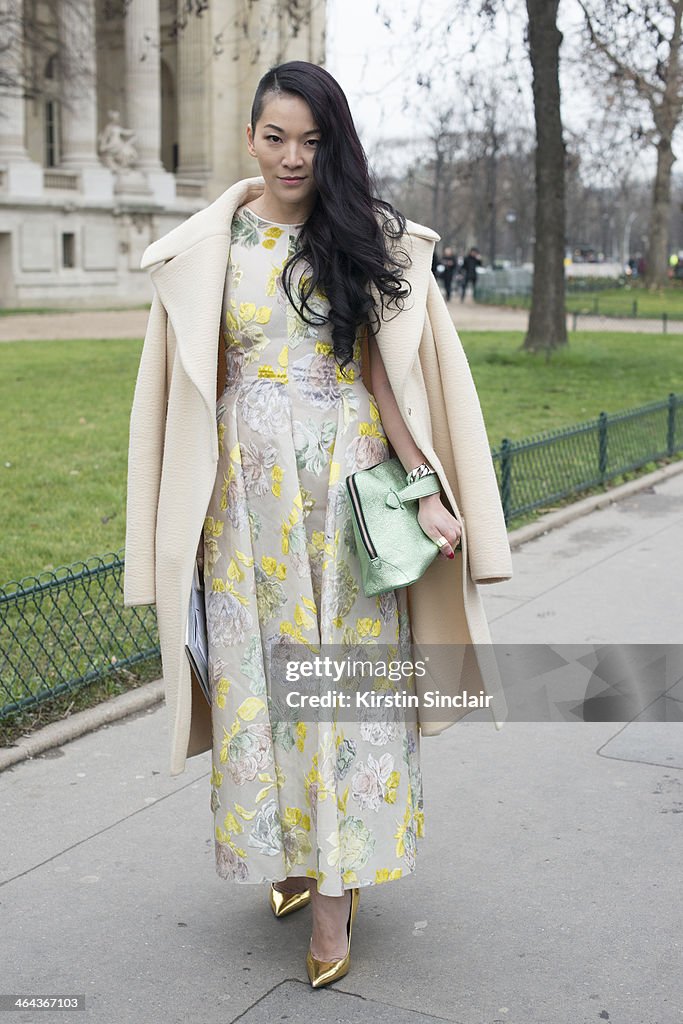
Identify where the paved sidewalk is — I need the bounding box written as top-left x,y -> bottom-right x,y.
1,298 -> 680,341
2,476 -> 682,1024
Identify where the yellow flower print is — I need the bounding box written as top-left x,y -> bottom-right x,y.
280,619 -> 319,652
283,806 -> 311,832
336,363 -> 355,383
227,557 -> 245,583
271,462 -> 283,497
264,226 -> 284,239
213,828 -> 247,859
337,784 -> 350,815
310,531 -> 334,569
394,785 -> 414,859
222,810 -> 244,835
211,576 -> 250,606
294,601 -> 315,630
296,721 -> 307,752
236,696 -> 266,721
266,262 -> 283,296
358,421 -> 383,438
261,555 -> 287,579
215,675 -> 231,709
234,803 -> 257,821
219,464 -> 234,512
376,868 -> 402,883
210,765 -> 224,788
226,309 -> 240,332
357,617 -> 382,638
255,763 -> 286,804
384,769 -> 401,804
262,555 -> 277,575
262,237 -> 277,250
238,301 -> 271,325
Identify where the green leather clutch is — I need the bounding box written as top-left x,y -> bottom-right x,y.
345,456 -> 442,597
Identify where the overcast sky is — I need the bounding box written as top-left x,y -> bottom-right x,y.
325,0 -> 659,179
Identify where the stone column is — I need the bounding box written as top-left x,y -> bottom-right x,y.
0,0 -> 42,195
175,1 -> 211,180
56,0 -> 113,198
123,0 -> 175,202
57,0 -> 100,167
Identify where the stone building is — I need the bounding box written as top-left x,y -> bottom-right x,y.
0,0 -> 326,307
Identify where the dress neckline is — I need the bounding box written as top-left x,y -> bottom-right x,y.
239,204 -> 306,229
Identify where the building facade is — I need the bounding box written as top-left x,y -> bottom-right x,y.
0,0 -> 326,307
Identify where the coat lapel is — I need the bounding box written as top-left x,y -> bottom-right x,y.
143,177 -> 267,432
149,234 -> 230,422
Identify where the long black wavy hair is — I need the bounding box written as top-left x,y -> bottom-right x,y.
249,61 -> 412,376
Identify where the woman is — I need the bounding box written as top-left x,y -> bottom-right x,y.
124,60 -> 512,991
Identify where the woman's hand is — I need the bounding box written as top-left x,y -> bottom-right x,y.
417,492 -> 462,559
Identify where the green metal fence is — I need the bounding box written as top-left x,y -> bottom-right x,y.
0,551 -> 159,720
492,392 -> 683,523
1,391 -> 682,719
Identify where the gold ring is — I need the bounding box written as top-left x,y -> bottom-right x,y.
435,536 -> 448,548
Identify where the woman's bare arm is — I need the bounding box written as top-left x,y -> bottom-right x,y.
367,331 -> 461,558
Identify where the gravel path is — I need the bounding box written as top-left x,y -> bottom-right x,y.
0,297 -> 677,342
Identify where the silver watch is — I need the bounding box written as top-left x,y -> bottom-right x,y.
405,462 -> 437,485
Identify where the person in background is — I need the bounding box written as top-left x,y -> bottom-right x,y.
460,247 -> 482,302
431,247 -> 442,278
441,246 -> 457,302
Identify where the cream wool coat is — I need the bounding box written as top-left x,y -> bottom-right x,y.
123,175 -> 513,777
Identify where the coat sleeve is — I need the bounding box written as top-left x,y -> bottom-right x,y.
425,273 -> 512,584
123,289 -> 168,607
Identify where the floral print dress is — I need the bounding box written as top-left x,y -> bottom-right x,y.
202,204 -> 425,896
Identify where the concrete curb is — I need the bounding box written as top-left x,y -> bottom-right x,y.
505,458 -> 683,550
2,458 -> 682,773
0,679 -> 165,773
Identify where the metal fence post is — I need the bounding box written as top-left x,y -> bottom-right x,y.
668,392 -> 676,456
499,438 -> 512,524
598,412 -> 608,483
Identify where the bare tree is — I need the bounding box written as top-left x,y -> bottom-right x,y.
374,0 -> 568,351
524,0 -> 567,351
577,0 -> 683,288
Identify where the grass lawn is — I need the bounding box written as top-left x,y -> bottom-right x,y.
0,337 -> 140,584
481,286 -> 683,319
1,330 -> 682,585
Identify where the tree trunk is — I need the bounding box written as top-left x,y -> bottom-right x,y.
646,136 -> 675,288
644,3 -> 683,289
524,0 -> 567,351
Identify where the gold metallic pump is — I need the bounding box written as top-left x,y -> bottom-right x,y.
269,882 -> 311,918
305,887 -> 360,989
